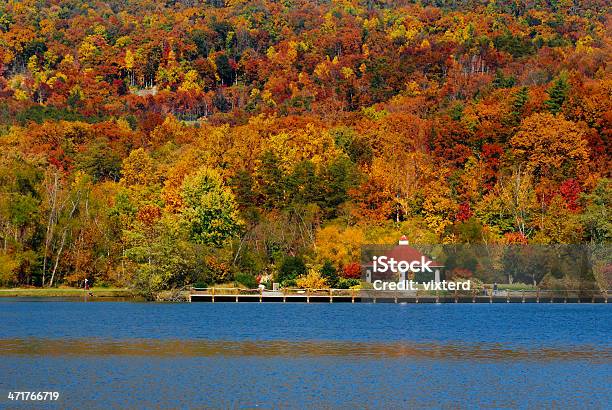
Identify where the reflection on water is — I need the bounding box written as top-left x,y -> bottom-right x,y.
1,338 -> 610,362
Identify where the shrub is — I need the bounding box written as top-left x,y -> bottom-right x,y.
296,269 -> 327,289
341,262 -> 361,279
193,281 -> 209,289
337,278 -> 360,289
277,256 -> 306,283
235,273 -> 257,289
281,278 -> 298,288
320,260 -> 339,287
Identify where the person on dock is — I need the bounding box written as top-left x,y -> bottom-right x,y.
493,282 -> 498,296
256,274 -> 266,292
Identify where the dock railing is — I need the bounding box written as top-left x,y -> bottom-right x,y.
190,286 -> 610,303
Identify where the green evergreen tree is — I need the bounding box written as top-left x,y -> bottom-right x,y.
512,87 -> 529,117
545,73 -> 569,114
506,86 -> 529,128
230,169 -> 257,208
321,156 -> 360,218
492,70 -> 516,88
286,160 -> 322,206
229,169 -> 260,223
256,151 -> 286,210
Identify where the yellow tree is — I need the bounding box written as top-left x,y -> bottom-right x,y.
267,124 -> 341,171
178,70 -> 202,92
315,225 -> 365,267
124,49 -> 135,86
421,169 -> 458,239
121,148 -> 155,187
532,195 -> 584,244
511,113 -> 589,180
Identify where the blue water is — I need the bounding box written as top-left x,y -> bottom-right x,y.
1,300 -> 610,409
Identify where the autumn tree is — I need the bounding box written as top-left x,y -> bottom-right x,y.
532,195 -> 584,244
580,179 -> 611,243
123,213 -> 203,297
315,225 -> 365,267
180,167 -> 242,247
121,148 -> 156,187
511,113 -> 589,181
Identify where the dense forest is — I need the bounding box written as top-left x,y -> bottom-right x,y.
0,0 -> 610,294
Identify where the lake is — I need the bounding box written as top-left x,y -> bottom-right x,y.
0,299 -> 610,409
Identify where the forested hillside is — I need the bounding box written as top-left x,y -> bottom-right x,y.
0,0 -> 610,292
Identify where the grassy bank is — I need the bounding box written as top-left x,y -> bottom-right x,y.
0,287 -> 134,298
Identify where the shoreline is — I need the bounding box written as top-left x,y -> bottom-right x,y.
0,288 -> 135,298
1,287 -> 607,304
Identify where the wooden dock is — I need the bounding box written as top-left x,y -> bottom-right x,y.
189,288 -> 610,304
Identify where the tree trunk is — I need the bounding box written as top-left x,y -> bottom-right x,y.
42,173 -> 59,287
49,229 -> 67,288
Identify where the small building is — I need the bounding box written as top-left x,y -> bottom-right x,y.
363,236 -> 444,284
